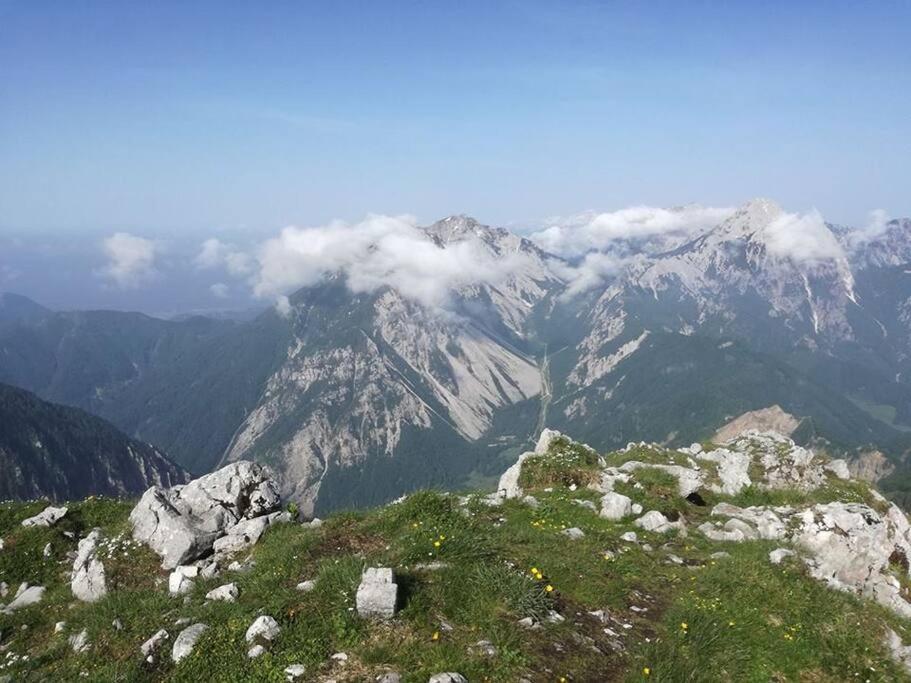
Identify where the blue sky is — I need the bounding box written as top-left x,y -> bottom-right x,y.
1,1 -> 909,313
3,0 -> 910,233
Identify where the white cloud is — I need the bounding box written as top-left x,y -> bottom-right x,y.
530,205 -> 733,258
252,214 -> 527,309
99,233 -> 159,288
842,209 -> 891,252
209,282 -> 230,299
274,294 -> 292,318
760,209 -> 847,263
194,238 -> 253,276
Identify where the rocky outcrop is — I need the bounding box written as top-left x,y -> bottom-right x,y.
495,429 -> 565,501
130,461 -> 282,569
849,450 -> 895,483
70,529 -> 107,602
713,405 -> 800,443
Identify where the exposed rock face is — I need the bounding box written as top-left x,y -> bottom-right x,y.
130,461 -> 282,569
356,567 -> 398,619
713,405 -> 800,443
70,529 -> 107,602
849,450 -> 895,483
21,506 -> 67,528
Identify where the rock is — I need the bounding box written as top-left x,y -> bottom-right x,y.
245,615 -> 280,643
522,495 -> 541,509
140,629 -> 169,660
696,448 -> 752,495
213,511 -> 290,557
172,623 -> 208,663
469,639 -> 498,657
284,664 -> 307,681
631,503 -> 643,515
620,531 -> 638,543
130,461 -> 281,569
247,644 -> 266,659
71,529 -> 107,603
495,429 -> 566,501
205,582 -> 238,602
377,674 -> 402,683
769,548 -> 794,564
826,459 -> 851,480
331,652 -> 349,663
562,527 -> 585,540
112,618 -> 124,631
54,621 -> 67,633
428,674 -> 468,683
618,462 -> 703,497
43,542 -> 52,557
0,582 -> 8,598
1,584 -> 45,613
572,499 -> 597,512
885,629 -> 911,675
710,503 -> 787,540
600,492 -> 633,520
168,566 -> 197,596
69,628 -> 89,653
698,522 -> 745,543
21,505 -> 67,528
545,610 -> 565,624
296,580 -> 316,592
356,567 -> 398,619
634,511 -> 675,533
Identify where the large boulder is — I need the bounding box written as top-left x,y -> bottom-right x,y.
130,461 -> 281,569
71,529 -> 107,603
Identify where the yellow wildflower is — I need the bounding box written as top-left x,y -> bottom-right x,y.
545,584 -> 554,592
643,667 -> 651,677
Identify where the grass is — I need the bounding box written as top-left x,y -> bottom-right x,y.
2,440 -> 911,681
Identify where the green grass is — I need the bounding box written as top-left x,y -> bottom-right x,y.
2,446 -> 911,681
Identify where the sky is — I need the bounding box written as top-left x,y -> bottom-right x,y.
1,1 -> 909,314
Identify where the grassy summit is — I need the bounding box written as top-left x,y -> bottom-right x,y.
0,434 -> 909,681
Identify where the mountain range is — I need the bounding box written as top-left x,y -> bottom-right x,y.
2,199 -> 910,512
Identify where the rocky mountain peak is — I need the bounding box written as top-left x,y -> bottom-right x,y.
710,197 -> 783,242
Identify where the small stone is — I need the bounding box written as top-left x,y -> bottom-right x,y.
172,623 -> 208,663
140,629 -> 169,658
43,542 -> 52,558
69,628 -> 90,653
0,582 -> 8,598
245,615 -> 280,643
205,583 -> 238,602
562,527 -> 585,540
517,616 -> 538,629
469,640 -> 498,657
112,618 -> 124,631
331,652 -> 349,663
428,674 -> 468,683
1,584 -> 45,613
620,531 -> 638,543
247,644 -> 266,659
284,664 -> 307,681
377,673 -> 402,683
54,621 -> 67,633
295,580 -> 316,592
769,548 -> 794,565
522,495 -> 541,509
545,610 -> 565,624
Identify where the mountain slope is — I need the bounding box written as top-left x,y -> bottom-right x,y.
0,382 -> 188,500
2,430 -> 911,681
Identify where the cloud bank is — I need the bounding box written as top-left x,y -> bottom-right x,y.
530,205 -> 734,258
99,233 -> 159,288
194,238 -> 254,276
251,215 -> 527,309
760,209 -> 847,264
